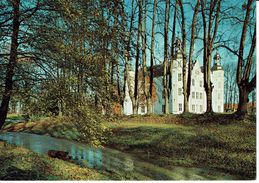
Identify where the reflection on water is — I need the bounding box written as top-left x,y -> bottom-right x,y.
0,132 -> 134,176
87,147 -> 94,168
96,149 -> 102,169
0,132 -> 235,180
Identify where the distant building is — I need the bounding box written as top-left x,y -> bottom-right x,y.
224,102 -> 256,113
123,38 -> 224,115
123,68 -> 157,115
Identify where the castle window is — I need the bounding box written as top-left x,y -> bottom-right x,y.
200,93 -> 202,99
218,93 -> 220,100
200,81 -> 202,87
192,92 -> 195,99
178,73 -> 182,81
192,79 -> 195,86
179,103 -> 182,111
178,88 -> 182,95
218,106 -> 221,112
196,92 -> 199,99
200,105 -> 203,112
192,105 -> 195,112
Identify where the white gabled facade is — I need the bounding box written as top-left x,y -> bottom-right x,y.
187,60 -> 207,114
123,39 -> 224,115
170,50 -> 207,114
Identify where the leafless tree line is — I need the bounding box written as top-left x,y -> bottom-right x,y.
0,0 -> 256,129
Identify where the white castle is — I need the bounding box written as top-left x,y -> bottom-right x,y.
123,38 -> 224,115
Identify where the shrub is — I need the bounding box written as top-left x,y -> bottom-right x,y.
65,104 -> 110,146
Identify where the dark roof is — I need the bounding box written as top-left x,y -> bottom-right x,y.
211,64 -> 223,71
153,64 -> 164,77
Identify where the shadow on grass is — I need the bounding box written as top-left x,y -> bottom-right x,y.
108,123 -> 256,180
1,166 -> 46,180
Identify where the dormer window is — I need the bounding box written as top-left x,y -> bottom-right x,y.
178,88 -> 182,95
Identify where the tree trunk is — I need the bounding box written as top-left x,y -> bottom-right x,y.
164,89 -> 169,114
200,0 -> 221,113
133,0 -> 142,115
237,86 -> 249,114
132,0 -> 142,114
116,61 -> 122,114
205,82 -> 213,113
132,100 -> 138,114
235,0 -> 256,115
142,0 -> 150,114
149,0 -> 157,114
0,0 -> 20,129
187,0 -> 200,111
204,52 -> 213,113
179,0 -> 188,113
163,0 -> 170,114
146,98 -> 152,114
225,79 -> 229,110
168,1 -> 177,97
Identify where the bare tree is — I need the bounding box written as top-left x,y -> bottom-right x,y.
133,0 -> 143,114
187,0 -> 200,112
163,0 -> 170,114
200,0 -> 221,113
142,0 -> 150,113
220,0 -> 256,114
123,0 -> 136,114
0,0 -> 21,129
149,0 -> 157,114
178,0 -> 188,112
168,1 -> 177,98
235,0 -> 256,114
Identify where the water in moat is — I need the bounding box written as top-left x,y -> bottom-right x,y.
0,132 -> 236,180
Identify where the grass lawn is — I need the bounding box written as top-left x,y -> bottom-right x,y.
2,117 -> 82,141
0,141 -> 107,180
106,114 -> 256,180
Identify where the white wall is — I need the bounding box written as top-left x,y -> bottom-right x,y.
123,71 -> 135,115
171,53 -> 184,114
123,83 -> 133,115
211,70 -> 224,112
189,62 -> 206,113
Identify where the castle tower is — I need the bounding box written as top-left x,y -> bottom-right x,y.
170,37 -> 184,114
211,51 -> 224,112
